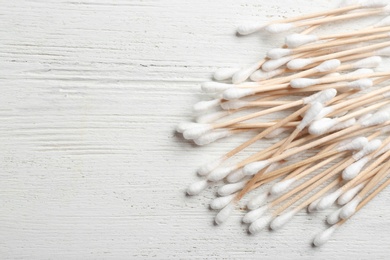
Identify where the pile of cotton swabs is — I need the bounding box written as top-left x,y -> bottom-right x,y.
177,0 -> 390,246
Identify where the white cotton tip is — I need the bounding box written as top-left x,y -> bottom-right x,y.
265,23 -> 295,33
262,56 -> 292,72
194,129 -> 232,145
186,179 -> 209,195
207,166 -> 237,182
287,58 -> 313,70
309,118 -> 337,135
183,124 -> 213,140
375,46 -> 390,56
302,91 -> 323,104
316,59 -> 341,72
198,158 -> 224,176
243,205 -> 269,224
360,111 -> 390,127
313,225 -> 338,247
196,110 -> 228,124
298,102 -> 324,130
347,78 -> 373,90
226,169 -> 246,183
222,87 -> 256,100
201,82 -> 233,93
250,68 -> 285,81
327,208 -> 342,225
338,183 -> 365,206
373,16 -> 390,28
193,99 -> 221,113
247,193 -> 269,210
270,210 -> 296,230
353,139 -> 382,160
232,63 -> 261,84
176,122 -> 199,133
218,180 -> 247,196
314,88 -> 337,105
215,203 -> 235,225
290,78 -> 318,88
265,127 -> 289,138
316,190 -> 343,211
339,197 -> 361,219
267,48 -> 293,60
353,56 -> 382,69
248,215 -> 272,234
329,118 -> 356,132
361,0 -> 388,8
270,178 -> 296,196
237,22 -> 266,35
285,33 -> 319,48
220,100 -> 248,110
337,136 -> 368,152
243,160 -> 271,176
213,68 -> 239,81
342,157 -> 370,180
307,199 -> 320,213
348,69 -> 374,77
210,194 -> 236,210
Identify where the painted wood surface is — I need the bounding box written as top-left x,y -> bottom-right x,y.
0,0 -> 389,259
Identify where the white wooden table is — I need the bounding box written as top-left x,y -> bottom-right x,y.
1,0 -> 389,258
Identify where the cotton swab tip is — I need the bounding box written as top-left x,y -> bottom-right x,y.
290,78 -> 318,88
248,215 -> 272,234
316,59 -> 340,72
213,68 -> 239,81
243,205 -> 269,224
247,193 -> 269,210
342,157 -> 370,180
309,118 -> 336,135
338,183 -> 365,205
210,194 -> 235,210
194,129 -> 231,145
193,99 -> 221,113
237,22 -> 266,35
313,225 -> 338,247
337,137 -> 369,152
198,158 -> 224,176
353,56 -> 382,68
265,23 -> 294,33
267,48 -> 293,60
327,208 -> 342,225
176,122 -> 199,133
316,190 -> 343,210
270,178 -> 295,196
207,166 -> 236,182
347,79 -> 373,90
243,160 -> 271,176
183,124 -> 213,139
262,56 -> 292,71
215,203 -> 235,225
186,179 -> 208,195
287,58 -> 313,70
217,181 -> 246,196
270,210 -> 296,230
339,197 -> 361,219
222,87 -> 256,100
285,33 -> 318,48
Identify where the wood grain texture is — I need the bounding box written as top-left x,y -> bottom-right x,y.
0,0 -> 389,259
